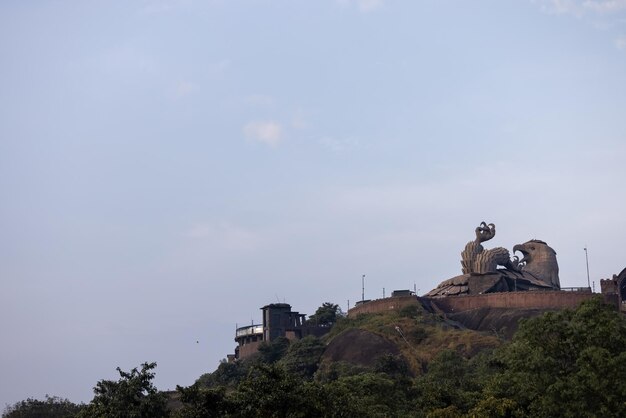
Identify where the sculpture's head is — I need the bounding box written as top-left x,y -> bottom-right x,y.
474,222 -> 495,243
513,240 -> 560,288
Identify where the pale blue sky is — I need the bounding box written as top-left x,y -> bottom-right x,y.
2,0 -> 626,408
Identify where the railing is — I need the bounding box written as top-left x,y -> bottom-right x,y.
560,287 -> 592,292
235,324 -> 263,337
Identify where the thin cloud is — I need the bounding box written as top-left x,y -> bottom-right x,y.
208,59 -> 231,76
138,0 -> 198,15
186,223 -> 213,238
583,0 -> 626,13
534,0 -> 626,49
185,222 -> 262,251
243,121 -> 283,147
291,110 -> 308,130
357,0 -> 384,12
319,136 -> 360,153
174,80 -> 195,98
68,44 -> 156,76
337,0 -> 384,13
243,94 -> 275,107
535,0 -> 626,15
139,2 -> 174,15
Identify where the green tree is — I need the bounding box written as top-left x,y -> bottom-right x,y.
279,336 -> 326,379
307,302 -> 343,326
374,353 -> 411,379
413,350 -> 478,414
257,336 -> 290,364
172,383 -> 232,418
196,359 -> 251,389
426,405 -> 463,418
2,395 -> 84,418
324,372 -> 410,417
314,360 -> 370,383
466,396 -> 519,418
232,363 -> 315,417
77,362 -> 168,418
232,364 -> 387,418
485,298 -> 626,417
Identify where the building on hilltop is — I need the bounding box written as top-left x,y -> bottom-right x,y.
391,289 -> 416,297
262,303 -> 306,341
230,302 -> 331,361
600,267 -> 626,312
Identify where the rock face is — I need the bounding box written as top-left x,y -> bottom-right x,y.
427,222 -> 560,297
320,328 -> 401,368
445,307 -> 557,339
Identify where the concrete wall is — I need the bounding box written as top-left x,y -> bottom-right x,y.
347,291 -> 601,318
348,295 -> 419,317
429,290 -> 596,313
238,340 -> 262,359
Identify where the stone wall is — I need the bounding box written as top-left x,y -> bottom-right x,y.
238,340 -> 262,359
428,290 -> 596,313
347,291 -> 601,318
347,295 -> 420,317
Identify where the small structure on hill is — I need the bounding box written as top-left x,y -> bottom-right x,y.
600,268 -> 626,312
391,289 -> 415,297
426,222 -> 571,297
230,303 -> 330,361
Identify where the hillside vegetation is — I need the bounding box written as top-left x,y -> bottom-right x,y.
4,298 -> 626,417
187,297 -> 626,417
320,303 -> 502,375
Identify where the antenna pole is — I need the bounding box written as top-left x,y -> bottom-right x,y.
383,287 -> 385,298
584,246 -> 591,289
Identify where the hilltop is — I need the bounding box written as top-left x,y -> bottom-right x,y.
5,297 -> 626,417
318,303 -> 502,376
181,297 -> 626,417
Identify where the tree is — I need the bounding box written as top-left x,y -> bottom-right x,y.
413,350 -> 488,414
76,362 -> 168,418
2,395 -> 84,418
279,336 -> 326,379
323,372 -> 409,417
172,384 -> 232,418
307,302 -> 343,326
257,336 -> 290,364
484,298 -> 626,417
196,360 -> 251,389
232,363 -> 315,417
374,354 -> 411,379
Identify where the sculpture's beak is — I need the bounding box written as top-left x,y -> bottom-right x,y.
513,244 -> 528,263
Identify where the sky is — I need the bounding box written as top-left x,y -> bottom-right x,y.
1,0 -> 626,409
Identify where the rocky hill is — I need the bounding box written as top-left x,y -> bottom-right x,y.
182,297 -> 626,417
318,303 -> 503,377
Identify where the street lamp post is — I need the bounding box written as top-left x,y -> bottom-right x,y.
584,246 -> 591,290
362,274 -> 365,302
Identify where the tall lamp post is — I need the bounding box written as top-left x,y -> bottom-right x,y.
584,246 -> 591,290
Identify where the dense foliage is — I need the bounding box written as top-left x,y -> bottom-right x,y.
5,298 -> 626,417
484,297 -> 626,417
76,362 -> 169,418
306,302 -> 343,326
2,395 -> 84,418
182,298 -> 626,417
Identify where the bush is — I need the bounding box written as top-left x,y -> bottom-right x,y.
2,395 -> 83,418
